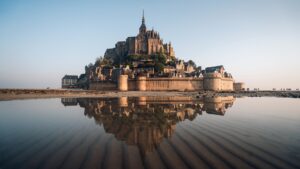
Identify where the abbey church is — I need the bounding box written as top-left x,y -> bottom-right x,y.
104,12 -> 175,61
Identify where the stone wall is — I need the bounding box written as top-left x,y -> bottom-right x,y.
145,78 -> 204,91
127,77 -> 203,91
128,79 -> 137,91
89,81 -> 117,90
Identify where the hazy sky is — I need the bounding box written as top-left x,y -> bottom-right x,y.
0,0 -> 299,89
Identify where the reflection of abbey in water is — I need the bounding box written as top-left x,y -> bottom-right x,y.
61,96 -> 235,154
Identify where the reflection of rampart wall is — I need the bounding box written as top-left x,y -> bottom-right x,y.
203,96 -> 235,115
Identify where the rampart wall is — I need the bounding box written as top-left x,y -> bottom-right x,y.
144,78 -> 203,91
89,81 -> 117,90
89,73 -> 235,91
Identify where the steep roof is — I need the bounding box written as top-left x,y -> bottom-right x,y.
205,65 -> 224,73
62,75 -> 78,80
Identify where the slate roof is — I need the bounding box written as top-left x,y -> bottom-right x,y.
205,65 -> 224,73
62,75 -> 78,80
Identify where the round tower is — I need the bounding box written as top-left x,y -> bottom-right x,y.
203,73 -> 222,91
118,75 -> 128,91
137,76 -> 147,91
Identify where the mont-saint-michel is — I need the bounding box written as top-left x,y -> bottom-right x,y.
1,1 -> 300,169
62,13 -> 245,92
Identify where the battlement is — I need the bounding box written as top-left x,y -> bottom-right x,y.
203,73 -> 222,78
204,72 -> 233,79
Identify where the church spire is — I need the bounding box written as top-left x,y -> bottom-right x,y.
139,10 -> 146,34
142,10 -> 145,25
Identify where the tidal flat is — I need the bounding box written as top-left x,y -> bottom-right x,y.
0,89 -> 299,101
0,96 -> 300,169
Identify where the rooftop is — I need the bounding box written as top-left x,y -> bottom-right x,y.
62,75 -> 78,80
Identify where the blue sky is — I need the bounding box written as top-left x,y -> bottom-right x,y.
0,0 -> 299,89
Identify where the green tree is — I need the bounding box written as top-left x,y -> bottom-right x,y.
196,66 -> 202,71
126,55 -> 141,61
188,60 -> 197,68
168,60 -> 176,67
154,62 -> 164,72
100,58 -> 112,66
94,56 -> 103,66
152,54 -> 167,65
88,63 -> 93,68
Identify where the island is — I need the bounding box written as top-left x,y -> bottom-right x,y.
63,12 -> 245,92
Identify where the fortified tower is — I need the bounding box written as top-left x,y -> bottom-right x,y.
203,73 -> 222,91
118,75 -> 128,91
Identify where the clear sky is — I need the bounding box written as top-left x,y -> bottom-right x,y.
0,0 -> 299,89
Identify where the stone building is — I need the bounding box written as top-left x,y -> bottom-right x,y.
205,65 -> 225,74
234,82 -> 246,91
62,75 -> 78,88
104,11 -> 175,62
184,63 -> 195,73
175,60 -> 185,71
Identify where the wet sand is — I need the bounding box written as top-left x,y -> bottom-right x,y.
0,89 -> 189,101
199,90 -> 300,98
0,89 -> 299,101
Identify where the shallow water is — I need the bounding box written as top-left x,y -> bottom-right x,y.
0,96 -> 299,169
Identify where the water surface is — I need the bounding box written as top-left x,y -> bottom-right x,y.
0,96 -> 300,169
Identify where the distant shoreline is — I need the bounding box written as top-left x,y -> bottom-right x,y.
0,89 -> 299,101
